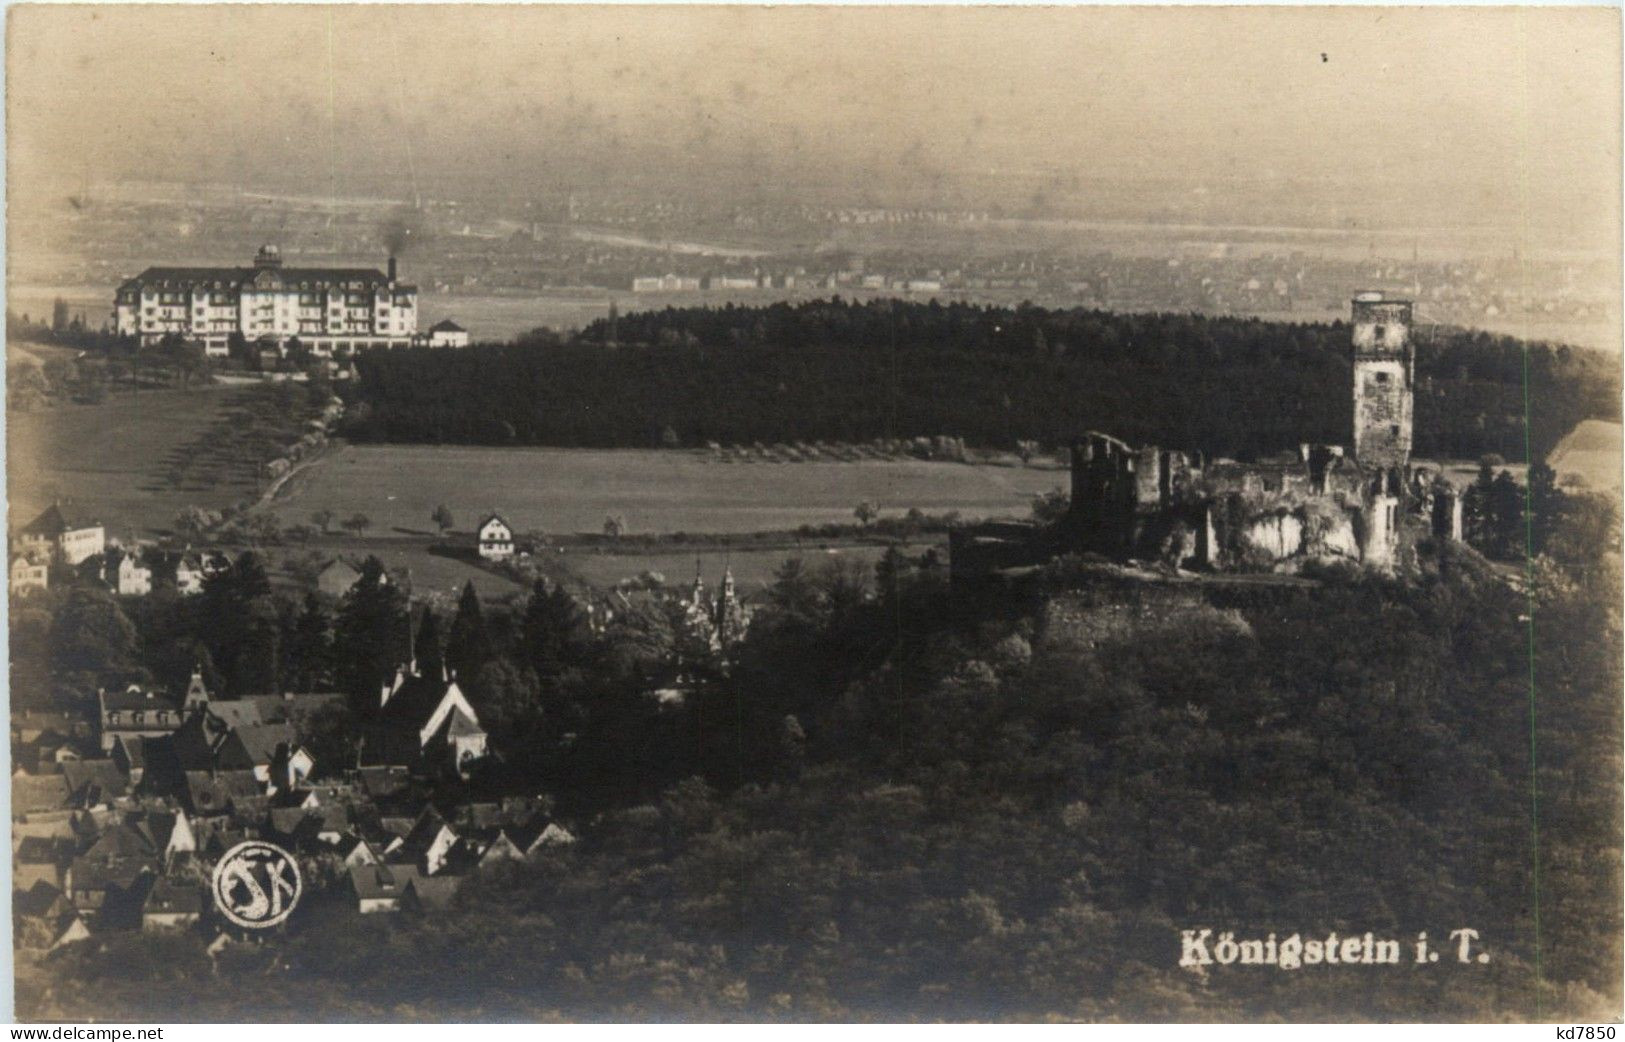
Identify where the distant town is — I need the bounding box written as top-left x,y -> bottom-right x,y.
10,179 -> 1618,351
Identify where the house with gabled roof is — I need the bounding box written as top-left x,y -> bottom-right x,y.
182,769 -> 263,820
10,555 -> 48,595
391,805 -> 462,876
173,553 -> 205,596
350,862 -> 421,914
125,809 -> 196,867
316,558 -> 363,599
473,829 -> 527,871
12,770 -> 70,817
337,833 -> 382,870
216,722 -> 313,792
14,836 -> 75,891
361,666 -> 488,776
404,874 -> 463,912
106,546 -> 153,597
426,318 -> 470,348
61,760 -> 130,808
15,881 -> 91,951
66,854 -> 155,925
14,503 -> 104,565
511,818 -> 578,859
141,878 -> 204,933
477,514 -> 515,560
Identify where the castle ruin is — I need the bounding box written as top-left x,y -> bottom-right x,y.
951,293 -> 1465,580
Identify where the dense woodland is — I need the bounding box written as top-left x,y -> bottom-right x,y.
19,480 -> 1623,1020
339,300 -> 1619,463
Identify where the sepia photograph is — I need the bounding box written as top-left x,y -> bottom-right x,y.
3,2 -> 1621,1024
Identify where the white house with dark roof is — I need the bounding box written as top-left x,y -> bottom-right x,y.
426,318 -> 470,348
477,514 -> 515,560
110,549 -> 153,597
98,685 -> 184,753
10,556 -> 48,595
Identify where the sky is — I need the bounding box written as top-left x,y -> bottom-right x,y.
7,5 -> 1621,245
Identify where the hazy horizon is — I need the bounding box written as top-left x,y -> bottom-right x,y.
7,5 -> 1621,251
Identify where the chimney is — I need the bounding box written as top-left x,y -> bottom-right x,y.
388,256 -> 398,283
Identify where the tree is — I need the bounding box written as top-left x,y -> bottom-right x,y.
603,514 -> 626,539
446,580 -> 491,682
875,544 -> 910,607
521,579 -> 590,681
290,700 -> 357,779
194,551 -> 278,695
173,506 -> 215,542
431,504 -> 455,535
312,509 -> 334,535
342,514 -> 372,538
287,592 -> 334,691
469,658 -> 542,739
164,338 -> 206,389
1527,462 -> 1565,556
51,586 -> 138,682
819,556 -> 871,620
766,558 -> 823,622
854,501 -> 879,527
333,556 -> 409,707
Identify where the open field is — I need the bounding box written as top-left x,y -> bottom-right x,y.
265,444 -> 1062,537
8,383 -> 258,535
1548,419 -> 1622,491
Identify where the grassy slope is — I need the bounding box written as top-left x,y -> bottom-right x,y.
7,384 -> 250,536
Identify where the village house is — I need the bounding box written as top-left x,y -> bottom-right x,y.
14,836 -> 75,892
10,555 -> 48,595
14,504 -> 105,565
15,883 -> 91,951
316,558 -> 363,598
109,548 -> 153,597
174,554 -> 205,595
98,685 -> 185,753
141,877 -> 205,934
61,759 -> 130,808
12,770 -> 71,817
349,861 -> 423,914
426,318 -> 470,348
477,513 -> 515,560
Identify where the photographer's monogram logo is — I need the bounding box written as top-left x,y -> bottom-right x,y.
212,841 -> 302,929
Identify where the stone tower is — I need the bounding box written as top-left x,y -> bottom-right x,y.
1350,292 -> 1415,470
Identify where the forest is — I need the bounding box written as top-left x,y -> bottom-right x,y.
21,479 -> 1623,1021
338,299 -> 1619,463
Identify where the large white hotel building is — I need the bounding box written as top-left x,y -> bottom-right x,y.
114,245 -> 418,356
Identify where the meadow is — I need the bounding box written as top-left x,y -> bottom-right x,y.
8,383 -> 262,535
265,444 -> 1061,538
